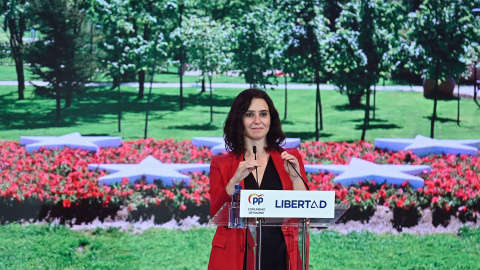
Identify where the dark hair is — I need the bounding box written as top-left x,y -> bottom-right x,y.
224,89 -> 285,155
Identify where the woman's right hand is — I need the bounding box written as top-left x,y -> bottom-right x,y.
226,160 -> 260,195
232,160 -> 260,184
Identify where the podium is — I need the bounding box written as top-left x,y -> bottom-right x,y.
209,190 -> 350,270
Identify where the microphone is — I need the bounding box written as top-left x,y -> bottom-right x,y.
253,146 -> 259,188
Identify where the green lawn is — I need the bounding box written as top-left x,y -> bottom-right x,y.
0,64 -> 251,84
0,85 -> 478,142
0,224 -> 478,270
0,63 -> 403,85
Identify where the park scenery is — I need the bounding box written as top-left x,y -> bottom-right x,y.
1,0 -> 480,269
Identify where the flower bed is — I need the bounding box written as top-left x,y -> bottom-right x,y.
0,139 -> 479,229
302,141 -> 480,229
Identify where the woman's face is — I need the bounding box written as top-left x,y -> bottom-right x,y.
243,98 -> 271,141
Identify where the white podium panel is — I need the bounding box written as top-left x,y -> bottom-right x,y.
239,190 -> 335,218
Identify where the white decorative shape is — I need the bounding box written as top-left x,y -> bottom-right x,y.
192,137 -> 301,155
375,135 -> 480,157
304,157 -> 431,189
88,155 -> 210,186
20,132 -> 122,153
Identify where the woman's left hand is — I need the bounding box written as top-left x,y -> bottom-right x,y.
281,151 -> 301,181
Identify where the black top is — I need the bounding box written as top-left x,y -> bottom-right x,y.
244,156 -> 287,270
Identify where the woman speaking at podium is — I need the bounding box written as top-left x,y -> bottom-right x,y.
208,89 -> 309,270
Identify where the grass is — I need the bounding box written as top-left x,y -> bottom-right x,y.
0,64 -> 265,84
0,84 -> 478,142
0,64 -> 405,85
0,224 -> 479,269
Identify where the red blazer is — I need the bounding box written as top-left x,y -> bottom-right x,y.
208,148 -> 309,270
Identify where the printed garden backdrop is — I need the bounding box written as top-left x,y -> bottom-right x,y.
0,0 -> 480,269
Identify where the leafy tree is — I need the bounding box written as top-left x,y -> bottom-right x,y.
0,0 -> 28,100
267,7 -> 292,119
231,6 -> 281,88
95,0 -> 176,100
280,0 -> 332,140
179,15 -> 233,121
128,0 -> 177,99
328,0 -> 392,140
406,0 -> 480,137
95,0 -> 137,90
27,0 -> 93,123
94,0 -> 135,132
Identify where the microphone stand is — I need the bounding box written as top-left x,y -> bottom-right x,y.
253,146 -> 262,270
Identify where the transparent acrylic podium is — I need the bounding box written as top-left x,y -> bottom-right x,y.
209,202 -> 350,270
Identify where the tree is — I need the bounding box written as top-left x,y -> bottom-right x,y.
128,0 -> 177,99
95,0 -> 142,131
180,15 -> 233,121
231,7 -> 279,88
328,0 -> 392,140
27,0 -> 93,123
0,0 -> 28,100
280,0 -> 332,140
96,0 -> 176,100
407,0 -> 480,137
95,0 -> 137,90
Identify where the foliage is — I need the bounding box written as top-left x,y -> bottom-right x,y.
279,0 -> 331,82
26,0 -> 94,118
406,0 -> 480,82
94,0 -> 174,97
329,0 -> 391,107
231,6 -> 281,87
179,15 -> 233,82
0,0 -> 28,100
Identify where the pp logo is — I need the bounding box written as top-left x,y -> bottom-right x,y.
248,194 -> 264,205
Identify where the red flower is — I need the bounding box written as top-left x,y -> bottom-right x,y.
396,199 -> 405,208
63,199 -> 71,208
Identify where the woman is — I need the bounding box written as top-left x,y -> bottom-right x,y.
208,89 -> 309,270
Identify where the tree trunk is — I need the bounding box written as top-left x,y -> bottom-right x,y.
8,16 -> 26,100
179,2 -> 184,110
65,88 -> 72,108
144,44 -> 159,139
138,69 -> 145,99
209,75 -> 213,122
284,74 -> 288,120
56,87 -> 61,123
347,92 -> 363,108
13,55 -> 25,100
373,84 -> 377,119
202,76 -> 206,93
315,70 -> 322,141
456,81 -> 460,125
118,74 -> 122,132
361,86 -> 371,141
112,76 -> 120,90
316,69 -> 323,130
430,80 -> 438,138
